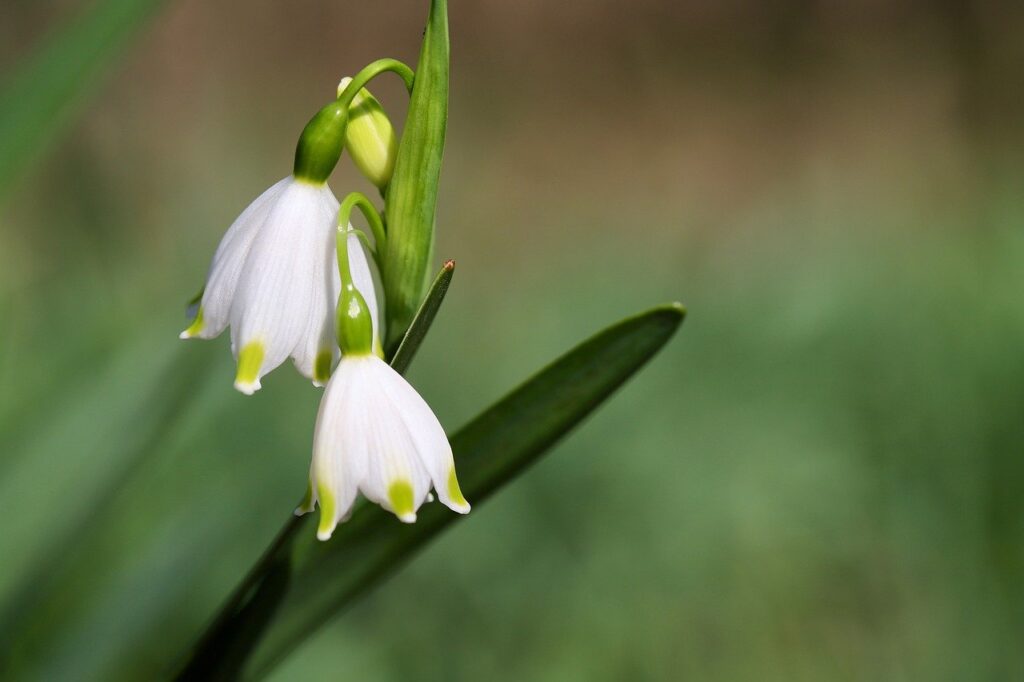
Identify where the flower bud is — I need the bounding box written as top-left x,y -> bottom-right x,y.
337,77 -> 398,190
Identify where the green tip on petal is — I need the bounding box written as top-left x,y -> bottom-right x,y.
313,349 -> 333,385
295,481 -> 315,516
447,468 -> 470,513
388,480 -> 416,523
234,342 -> 265,395
179,306 -> 205,339
316,482 -> 337,541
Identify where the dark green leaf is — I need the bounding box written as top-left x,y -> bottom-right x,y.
175,302 -> 686,680
387,259 -> 455,372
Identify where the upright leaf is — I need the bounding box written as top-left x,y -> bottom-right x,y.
175,303 -> 685,680
381,0 -> 449,353
388,259 -> 455,372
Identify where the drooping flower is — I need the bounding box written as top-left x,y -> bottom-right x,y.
180,99 -> 382,393
180,177 -> 380,393
301,351 -> 470,539
297,240 -> 469,540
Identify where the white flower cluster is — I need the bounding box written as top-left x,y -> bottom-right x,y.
180,76 -> 468,538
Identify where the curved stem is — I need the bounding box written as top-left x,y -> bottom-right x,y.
336,58 -> 414,108
335,223 -> 353,290
338,192 -> 387,256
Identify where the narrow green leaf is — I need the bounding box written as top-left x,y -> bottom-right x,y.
387,259 -> 455,372
381,0 -> 449,353
175,302 -> 686,680
0,0 -> 167,201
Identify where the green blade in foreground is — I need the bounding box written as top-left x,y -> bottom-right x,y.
0,0 -> 167,201
175,302 -> 686,680
387,259 -> 455,372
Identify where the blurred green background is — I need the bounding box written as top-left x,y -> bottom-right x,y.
2,0 -> 1023,679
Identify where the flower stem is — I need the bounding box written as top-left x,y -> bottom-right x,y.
338,191 -> 387,256
337,58 -> 414,109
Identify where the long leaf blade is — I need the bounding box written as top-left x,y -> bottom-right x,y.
0,0 -> 166,200
176,302 -> 686,680
387,259 -> 455,372
381,0 -> 449,352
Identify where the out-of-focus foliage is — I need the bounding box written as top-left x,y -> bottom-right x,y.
1,1 -> 1023,680
0,0 -> 166,200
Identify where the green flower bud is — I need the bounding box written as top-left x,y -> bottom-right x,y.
293,101 -> 348,184
336,285 -> 374,357
337,77 -> 398,189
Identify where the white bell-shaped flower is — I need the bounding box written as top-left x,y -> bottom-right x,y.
180,176 -> 380,393
297,277 -> 469,540
300,353 -> 470,540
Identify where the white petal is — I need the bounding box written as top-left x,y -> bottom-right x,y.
293,224 -> 382,382
185,177 -> 291,340
357,358 -> 431,522
310,360 -> 364,539
230,180 -> 339,391
290,201 -> 341,384
375,357 -> 470,514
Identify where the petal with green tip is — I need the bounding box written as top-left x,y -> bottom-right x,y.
234,342 -> 265,395
388,480 -> 416,523
179,306 -> 205,339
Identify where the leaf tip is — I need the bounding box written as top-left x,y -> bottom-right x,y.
443,259 -> 455,271
667,301 -> 687,317
644,302 -> 687,340
654,301 -> 687,326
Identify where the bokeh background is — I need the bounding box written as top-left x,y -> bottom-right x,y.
2,0 -> 1023,679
